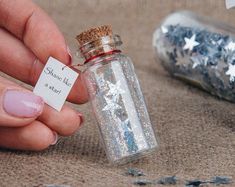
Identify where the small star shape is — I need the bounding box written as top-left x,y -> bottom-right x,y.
106,81 -> 125,102
191,57 -> 201,68
191,55 -> 208,69
175,56 -> 189,66
225,41 -> 235,51
183,34 -> 200,51
102,96 -> 122,115
226,64 -> 235,82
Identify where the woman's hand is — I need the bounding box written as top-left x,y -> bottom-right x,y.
0,0 -> 88,150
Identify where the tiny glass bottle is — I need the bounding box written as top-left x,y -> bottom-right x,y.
76,25 -> 158,164
153,11 -> 235,102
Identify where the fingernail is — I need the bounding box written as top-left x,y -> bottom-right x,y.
67,46 -> 73,65
3,90 -> 44,118
78,113 -> 84,125
51,131 -> 58,145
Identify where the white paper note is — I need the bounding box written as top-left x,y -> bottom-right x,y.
33,57 -> 78,111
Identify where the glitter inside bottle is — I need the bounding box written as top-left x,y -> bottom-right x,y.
77,25 -> 158,164
153,11 -> 235,102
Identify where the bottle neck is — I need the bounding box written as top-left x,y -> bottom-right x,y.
84,49 -> 121,64
78,35 -> 122,64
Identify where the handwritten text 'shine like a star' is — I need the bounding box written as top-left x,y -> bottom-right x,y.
226,64 -> 235,82
183,34 -> 200,51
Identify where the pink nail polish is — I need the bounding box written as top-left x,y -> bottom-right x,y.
51,131 -> 58,145
67,46 -> 73,65
3,90 -> 44,118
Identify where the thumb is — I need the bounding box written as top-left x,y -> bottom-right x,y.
0,77 -> 44,127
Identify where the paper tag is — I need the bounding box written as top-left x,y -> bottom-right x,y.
33,57 -> 78,111
226,0 -> 235,9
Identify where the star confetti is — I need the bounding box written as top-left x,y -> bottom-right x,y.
175,56 -> 189,66
183,34 -> 200,51
102,96 -> 122,115
226,63 -> 235,82
225,41 -> 235,51
153,24 -> 235,102
191,55 -> 209,68
106,81 -> 125,102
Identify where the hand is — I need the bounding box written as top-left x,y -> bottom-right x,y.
0,0 -> 88,150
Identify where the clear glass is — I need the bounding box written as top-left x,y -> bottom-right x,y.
83,53 -> 158,164
153,11 -> 235,102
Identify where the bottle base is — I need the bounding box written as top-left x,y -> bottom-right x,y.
108,145 -> 158,166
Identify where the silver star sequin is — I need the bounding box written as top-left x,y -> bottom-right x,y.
183,34 -> 200,51
191,55 -> 209,69
106,81 -> 125,102
102,96 -> 122,115
226,64 -> 235,82
225,41 -> 235,51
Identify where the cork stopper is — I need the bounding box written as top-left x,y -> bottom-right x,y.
76,25 -> 113,46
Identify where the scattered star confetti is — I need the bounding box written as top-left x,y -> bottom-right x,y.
125,168 -> 145,177
153,23 -> 235,102
183,34 -> 200,51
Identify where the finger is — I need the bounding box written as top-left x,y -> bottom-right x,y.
0,28 -> 88,104
0,0 -> 70,64
0,121 -> 57,151
38,104 -> 84,136
0,76 -> 44,127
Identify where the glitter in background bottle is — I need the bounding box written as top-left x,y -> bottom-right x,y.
76,25 -> 158,164
153,11 -> 235,102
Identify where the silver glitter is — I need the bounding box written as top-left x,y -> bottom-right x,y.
84,57 -> 158,164
97,73 -> 107,90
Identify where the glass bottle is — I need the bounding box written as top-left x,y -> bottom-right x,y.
153,11 -> 235,102
77,25 -> 158,164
